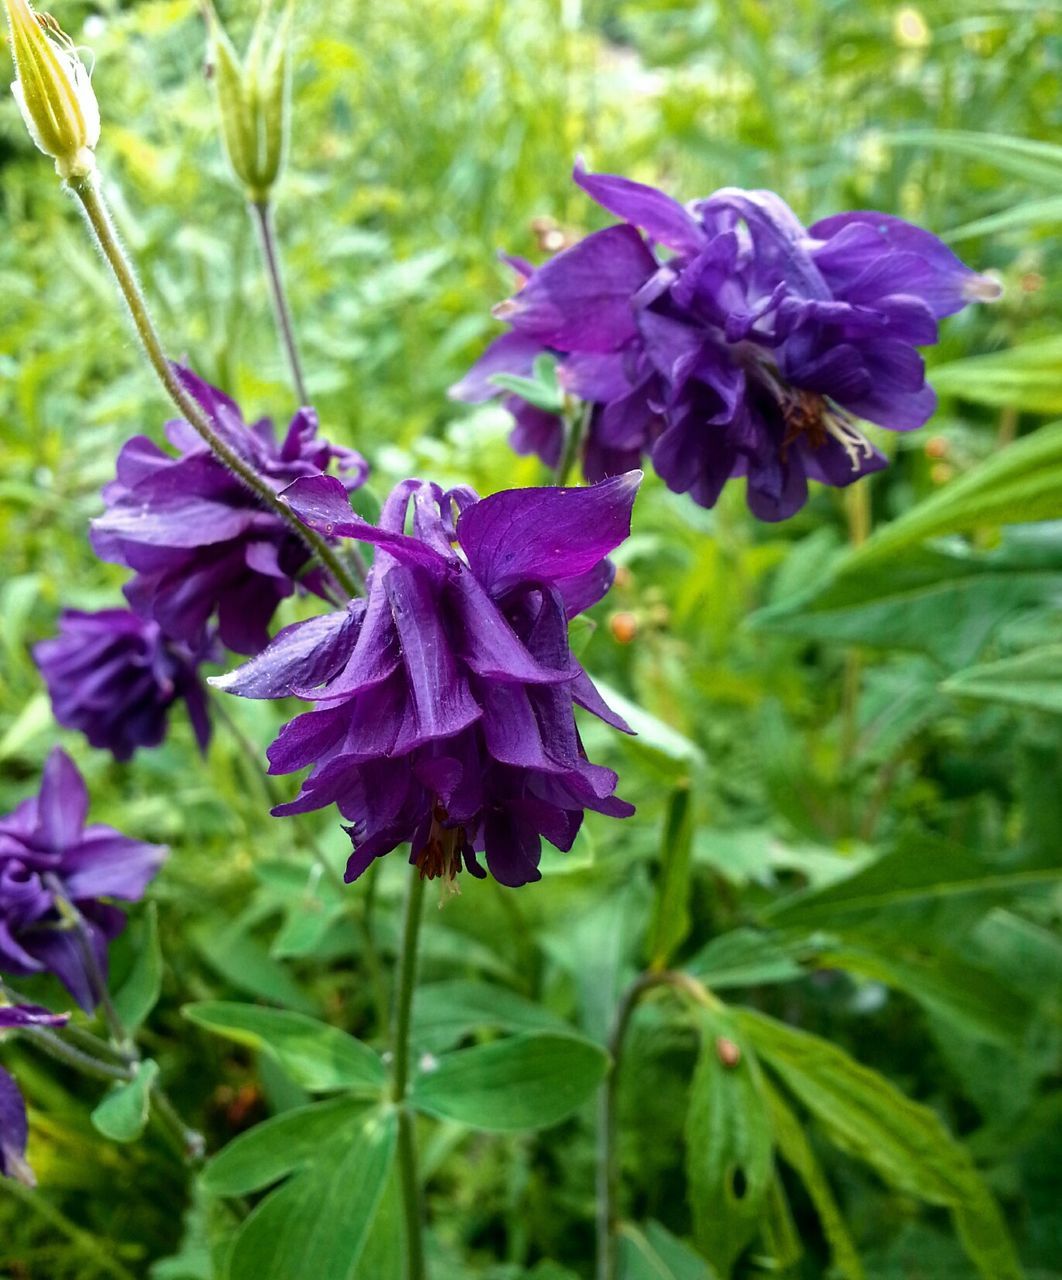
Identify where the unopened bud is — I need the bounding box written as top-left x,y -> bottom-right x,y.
203,0 -> 292,202
2,0 -> 99,179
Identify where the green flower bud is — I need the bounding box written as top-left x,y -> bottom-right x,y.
2,0 -> 99,180
204,0 -> 292,202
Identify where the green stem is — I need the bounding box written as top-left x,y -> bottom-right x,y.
391,870 -> 427,1280
68,174 -> 360,602
597,971 -> 717,1280
1,1176 -> 139,1280
21,1026 -> 131,1083
554,399 -> 592,486
249,198 -> 309,407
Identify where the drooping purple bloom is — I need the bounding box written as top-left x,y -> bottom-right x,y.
452,163 -> 1000,521
213,473 -> 640,888
0,749 -> 165,1009
0,1005 -> 68,1185
91,367 -> 369,655
34,609 -> 214,762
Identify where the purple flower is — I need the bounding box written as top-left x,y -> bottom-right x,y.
213,473 -> 640,888
0,749 -> 165,1010
34,608 -> 214,762
0,1005 -> 68,1185
91,367 -> 369,655
453,163 -> 1000,521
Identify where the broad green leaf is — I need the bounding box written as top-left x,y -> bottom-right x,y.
686,928 -> 804,989
943,645 -> 1062,714
113,902 -> 163,1033
91,1059 -> 159,1143
762,1077 -> 864,1280
758,1176 -> 802,1272
646,786 -> 694,970
0,692 -> 51,762
748,543 -> 1062,667
202,1097 -> 369,1196
410,1031 -> 608,1131
619,1221 -> 719,1280
592,679 -> 706,768
832,422 -> 1062,570
888,129 -> 1062,188
762,837 -> 1062,930
685,1007 -> 772,1276
740,1010 -> 1022,1280
488,372 -> 564,413
815,942 -> 1029,1043
351,1169 -> 405,1280
183,1002 -> 386,1095
931,339 -> 1062,414
190,918 -> 316,1013
412,980 -> 570,1054
225,1106 -> 396,1280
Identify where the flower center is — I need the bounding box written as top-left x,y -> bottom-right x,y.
414,806 -> 468,900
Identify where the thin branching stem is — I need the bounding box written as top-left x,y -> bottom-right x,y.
249,199 -> 310,407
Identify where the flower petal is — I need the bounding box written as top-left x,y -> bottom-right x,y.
573,160 -> 706,256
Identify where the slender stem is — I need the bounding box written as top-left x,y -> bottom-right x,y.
554,399 -> 592,486
840,481 -> 871,774
391,869 -> 427,1280
68,174 -> 360,602
250,199 -> 309,406
21,1026 -> 131,1083
597,971 -> 717,1280
151,1082 -> 206,1162
1,1176 -> 139,1280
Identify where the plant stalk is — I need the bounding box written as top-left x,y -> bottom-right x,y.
249,198 -> 309,406
391,869 -> 428,1280
555,399 -> 592,486
68,173 -> 360,602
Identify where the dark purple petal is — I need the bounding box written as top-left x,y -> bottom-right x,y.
457,473 -> 641,595
0,1004 -> 69,1029
0,1067 -> 31,1184
34,750 -> 87,852
573,160 -> 706,257
212,608 -> 361,699
448,332 -> 544,403
501,226 -> 658,353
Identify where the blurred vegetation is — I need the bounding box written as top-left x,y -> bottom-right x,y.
0,0 -> 1060,1277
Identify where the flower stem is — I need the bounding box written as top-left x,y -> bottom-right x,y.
68,173 -> 360,602
555,399 -> 592,486
597,970 -> 717,1280
249,199 -> 310,407
391,869 -> 428,1280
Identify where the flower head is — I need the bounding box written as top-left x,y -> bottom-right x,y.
34,608 -> 214,762
454,163 -> 1000,521
91,367 -> 368,655
214,472 -> 640,888
2,0 -> 99,179
0,749 -> 165,1009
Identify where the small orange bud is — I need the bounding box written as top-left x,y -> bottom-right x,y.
924,435 -> 949,459
716,1036 -> 741,1068
930,462 -> 954,486
609,611 -> 638,645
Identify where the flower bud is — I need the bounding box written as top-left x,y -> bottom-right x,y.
204,0 -> 292,202
2,0 -> 99,179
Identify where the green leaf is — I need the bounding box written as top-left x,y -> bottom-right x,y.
830,422 -> 1062,571
412,980 -> 570,1055
684,1007 -> 773,1276
943,645 -> 1062,714
113,902 -> 163,1033
202,1097 -> 369,1196
410,1031 -> 608,1131
619,1221 -> 719,1279
762,836 -> 1062,930
351,1168 -> 405,1280
183,1002 -> 386,1095
91,1059 -> 160,1143
749,543 -> 1062,667
190,917 -> 316,1013
888,129 -> 1062,188
592,680 -> 707,769
488,372 -> 564,414
762,1076 -> 864,1280
646,785 -> 695,970
931,339 -> 1062,414
686,928 -> 804,989
225,1106 -> 396,1280
739,1010 -> 1022,1280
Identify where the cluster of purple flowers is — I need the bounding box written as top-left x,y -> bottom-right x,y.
35,366 -> 367,761
452,163 -> 999,520
0,750 -> 163,1180
215,472 -> 639,887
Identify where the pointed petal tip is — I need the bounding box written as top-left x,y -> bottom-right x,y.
963,271 -> 1003,303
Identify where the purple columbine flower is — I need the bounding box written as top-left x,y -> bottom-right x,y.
452,162 -> 1000,521
34,608 -> 214,762
0,749 -> 165,1010
91,367 -> 369,655
213,472 -> 640,888
1,1004 -> 69,1185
